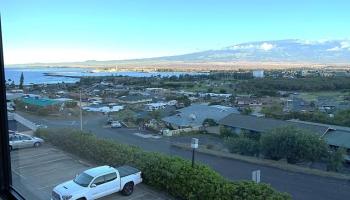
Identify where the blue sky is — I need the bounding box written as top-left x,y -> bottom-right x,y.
1,0 -> 350,64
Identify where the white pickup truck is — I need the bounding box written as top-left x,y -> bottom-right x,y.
51,165 -> 142,200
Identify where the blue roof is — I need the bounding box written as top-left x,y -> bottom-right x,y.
162,104 -> 239,127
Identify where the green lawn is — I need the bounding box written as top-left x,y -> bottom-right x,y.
299,91 -> 348,102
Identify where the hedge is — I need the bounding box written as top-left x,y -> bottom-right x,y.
36,128 -> 290,200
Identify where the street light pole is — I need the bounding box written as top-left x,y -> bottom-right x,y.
79,89 -> 83,131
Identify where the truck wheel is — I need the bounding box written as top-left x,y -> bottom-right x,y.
76,198 -> 86,200
34,142 -> 41,148
121,182 -> 134,196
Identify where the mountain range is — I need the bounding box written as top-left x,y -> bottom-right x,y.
159,39 -> 350,63
11,39 -> 350,68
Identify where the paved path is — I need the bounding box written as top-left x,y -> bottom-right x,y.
16,111 -> 350,200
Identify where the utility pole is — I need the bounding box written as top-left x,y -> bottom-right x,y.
80,89 -> 83,131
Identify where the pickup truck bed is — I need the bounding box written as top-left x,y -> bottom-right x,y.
117,166 -> 141,178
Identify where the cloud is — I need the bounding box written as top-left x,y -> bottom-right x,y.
340,41 -> 350,49
230,43 -> 274,51
327,41 -> 350,51
327,46 -> 342,51
231,44 -> 255,50
259,43 -> 274,51
296,39 -> 328,45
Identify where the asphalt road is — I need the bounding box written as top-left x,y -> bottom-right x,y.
16,112 -> 350,200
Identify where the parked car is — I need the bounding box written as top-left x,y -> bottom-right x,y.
36,123 -> 48,129
52,165 -> 142,200
111,121 -> 122,128
9,133 -> 44,151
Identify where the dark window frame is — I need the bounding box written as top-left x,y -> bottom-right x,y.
0,15 -> 25,200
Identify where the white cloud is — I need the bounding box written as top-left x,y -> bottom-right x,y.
340,41 -> 350,49
259,43 -> 274,51
229,43 -> 274,51
231,44 -> 255,50
327,46 -> 342,51
327,41 -> 350,51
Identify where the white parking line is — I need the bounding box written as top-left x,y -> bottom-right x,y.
17,157 -> 70,170
12,169 -> 27,180
11,151 -> 58,162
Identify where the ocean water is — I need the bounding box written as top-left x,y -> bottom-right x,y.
5,67 -> 82,85
4,67 -> 205,85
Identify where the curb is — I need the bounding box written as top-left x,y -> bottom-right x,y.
172,143 -> 350,181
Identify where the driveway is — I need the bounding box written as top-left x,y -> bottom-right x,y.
10,144 -> 173,200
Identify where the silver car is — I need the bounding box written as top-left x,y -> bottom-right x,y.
9,133 -> 44,151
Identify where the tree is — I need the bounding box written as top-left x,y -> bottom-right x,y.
242,107 -> 253,115
176,95 -> 191,107
150,110 -> 161,120
326,148 -> 345,172
219,88 -> 227,93
260,126 -> 328,164
19,72 -> 24,89
202,118 -> 218,126
219,126 -> 235,138
225,135 -> 260,156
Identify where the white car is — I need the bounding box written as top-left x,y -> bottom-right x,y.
52,165 -> 142,200
110,121 -> 122,128
9,133 -> 44,151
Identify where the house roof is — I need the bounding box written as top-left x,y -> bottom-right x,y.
162,104 -> 239,127
324,130 -> 350,149
6,93 -> 24,101
219,113 -> 329,136
287,119 -> 350,132
21,97 -> 61,107
118,95 -> 152,102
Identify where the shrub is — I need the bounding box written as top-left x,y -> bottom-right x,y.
220,126 -> 235,138
65,101 -> 78,108
225,136 -> 260,156
36,128 -> 290,200
206,144 -> 214,149
260,126 -> 328,164
202,118 -> 218,126
326,148 -> 345,172
37,108 -> 50,116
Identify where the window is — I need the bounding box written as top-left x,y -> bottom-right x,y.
73,173 -> 93,187
19,136 -> 31,140
1,1 -> 350,200
104,172 -> 118,183
91,176 -> 105,186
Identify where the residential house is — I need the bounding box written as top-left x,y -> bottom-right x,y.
162,104 -> 239,129
219,113 -> 350,161
117,94 -> 153,104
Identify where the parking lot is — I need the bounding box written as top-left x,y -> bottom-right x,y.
11,144 -> 173,200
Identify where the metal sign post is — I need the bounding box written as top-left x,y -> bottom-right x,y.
252,170 -> 261,183
191,138 -> 199,167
